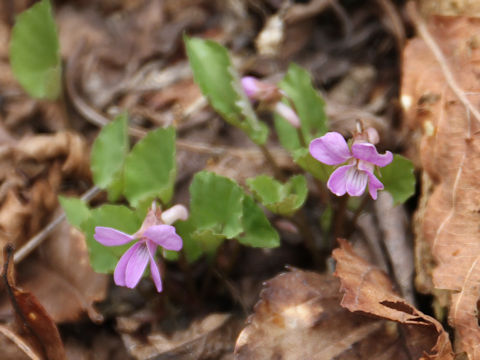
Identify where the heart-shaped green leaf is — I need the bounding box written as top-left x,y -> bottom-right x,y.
189,171 -> 244,239
380,154 -> 416,205
239,195 -> 280,248
90,113 -> 129,200
124,127 -> 176,206
246,174 -> 308,216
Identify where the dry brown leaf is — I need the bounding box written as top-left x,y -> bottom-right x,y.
234,268 -> 411,360
333,239 -> 453,360
36,218 -> 108,323
401,14 -> 480,358
117,312 -> 242,360
1,245 -> 66,360
15,132 -> 90,177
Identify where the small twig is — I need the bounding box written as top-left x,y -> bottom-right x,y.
13,186 -> 101,264
407,1 -> 480,124
258,144 -> 286,181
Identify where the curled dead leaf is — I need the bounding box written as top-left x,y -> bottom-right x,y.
333,239 -> 453,360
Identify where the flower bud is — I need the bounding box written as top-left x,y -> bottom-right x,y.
274,102 -> 301,128
161,204 -> 189,225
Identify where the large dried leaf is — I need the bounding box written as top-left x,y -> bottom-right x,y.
234,268 -> 412,360
401,15 -> 480,357
1,245 -> 66,360
333,240 -> 453,360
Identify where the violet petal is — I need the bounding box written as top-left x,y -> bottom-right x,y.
366,171 -> 384,200
94,227 -> 134,246
327,165 -> 352,196
124,243 -> 150,288
309,132 -> 352,165
143,225 -> 183,251
351,142 -> 393,167
345,167 -> 368,197
146,241 -> 162,293
114,242 -> 142,287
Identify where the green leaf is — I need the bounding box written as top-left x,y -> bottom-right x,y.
90,113 -> 129,199
124,127 -> 176,207
279,63 -> 327,143
59,196 -> 91,229
189,171 -> 244,239
380,154 -> 416,204
185,36 -> 268,144
9,0 -> 61,100
274,114 -> 302,152
246,174 -> 308,216
175,219 -> 203,263
82,205 -> 141,273
238,195 -> 280,248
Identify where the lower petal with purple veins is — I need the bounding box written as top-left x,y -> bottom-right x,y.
345,167 -> 368,197
327,165 -> 353,196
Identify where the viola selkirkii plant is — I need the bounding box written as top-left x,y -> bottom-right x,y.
94,203 -> 187,292
309,126 -> 393,199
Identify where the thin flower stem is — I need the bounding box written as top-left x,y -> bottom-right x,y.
350,195 -> 370,229
332,195 -> 349,243
293,209 -> 322,268
258,144 -> 286,181
14,186 -> 101,264
296,127 -> 307,148
178,252 -> 197,302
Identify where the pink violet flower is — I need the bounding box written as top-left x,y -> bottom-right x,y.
93,204 -> 187,292
309,131 -> 393,200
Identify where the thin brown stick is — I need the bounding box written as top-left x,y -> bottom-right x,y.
407,1 -> 480,123
13,186 -> 101,264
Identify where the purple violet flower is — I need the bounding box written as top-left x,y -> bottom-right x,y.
309,131 -> 393,200
93,204 -> 187,292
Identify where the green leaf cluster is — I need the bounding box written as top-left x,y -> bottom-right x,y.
179,171 -> 280,262
380,154 -> 416,205
90,114 -> 176,205
246,175 -> 308,216
185,36 -> 268,145
10,0 -> 61,100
